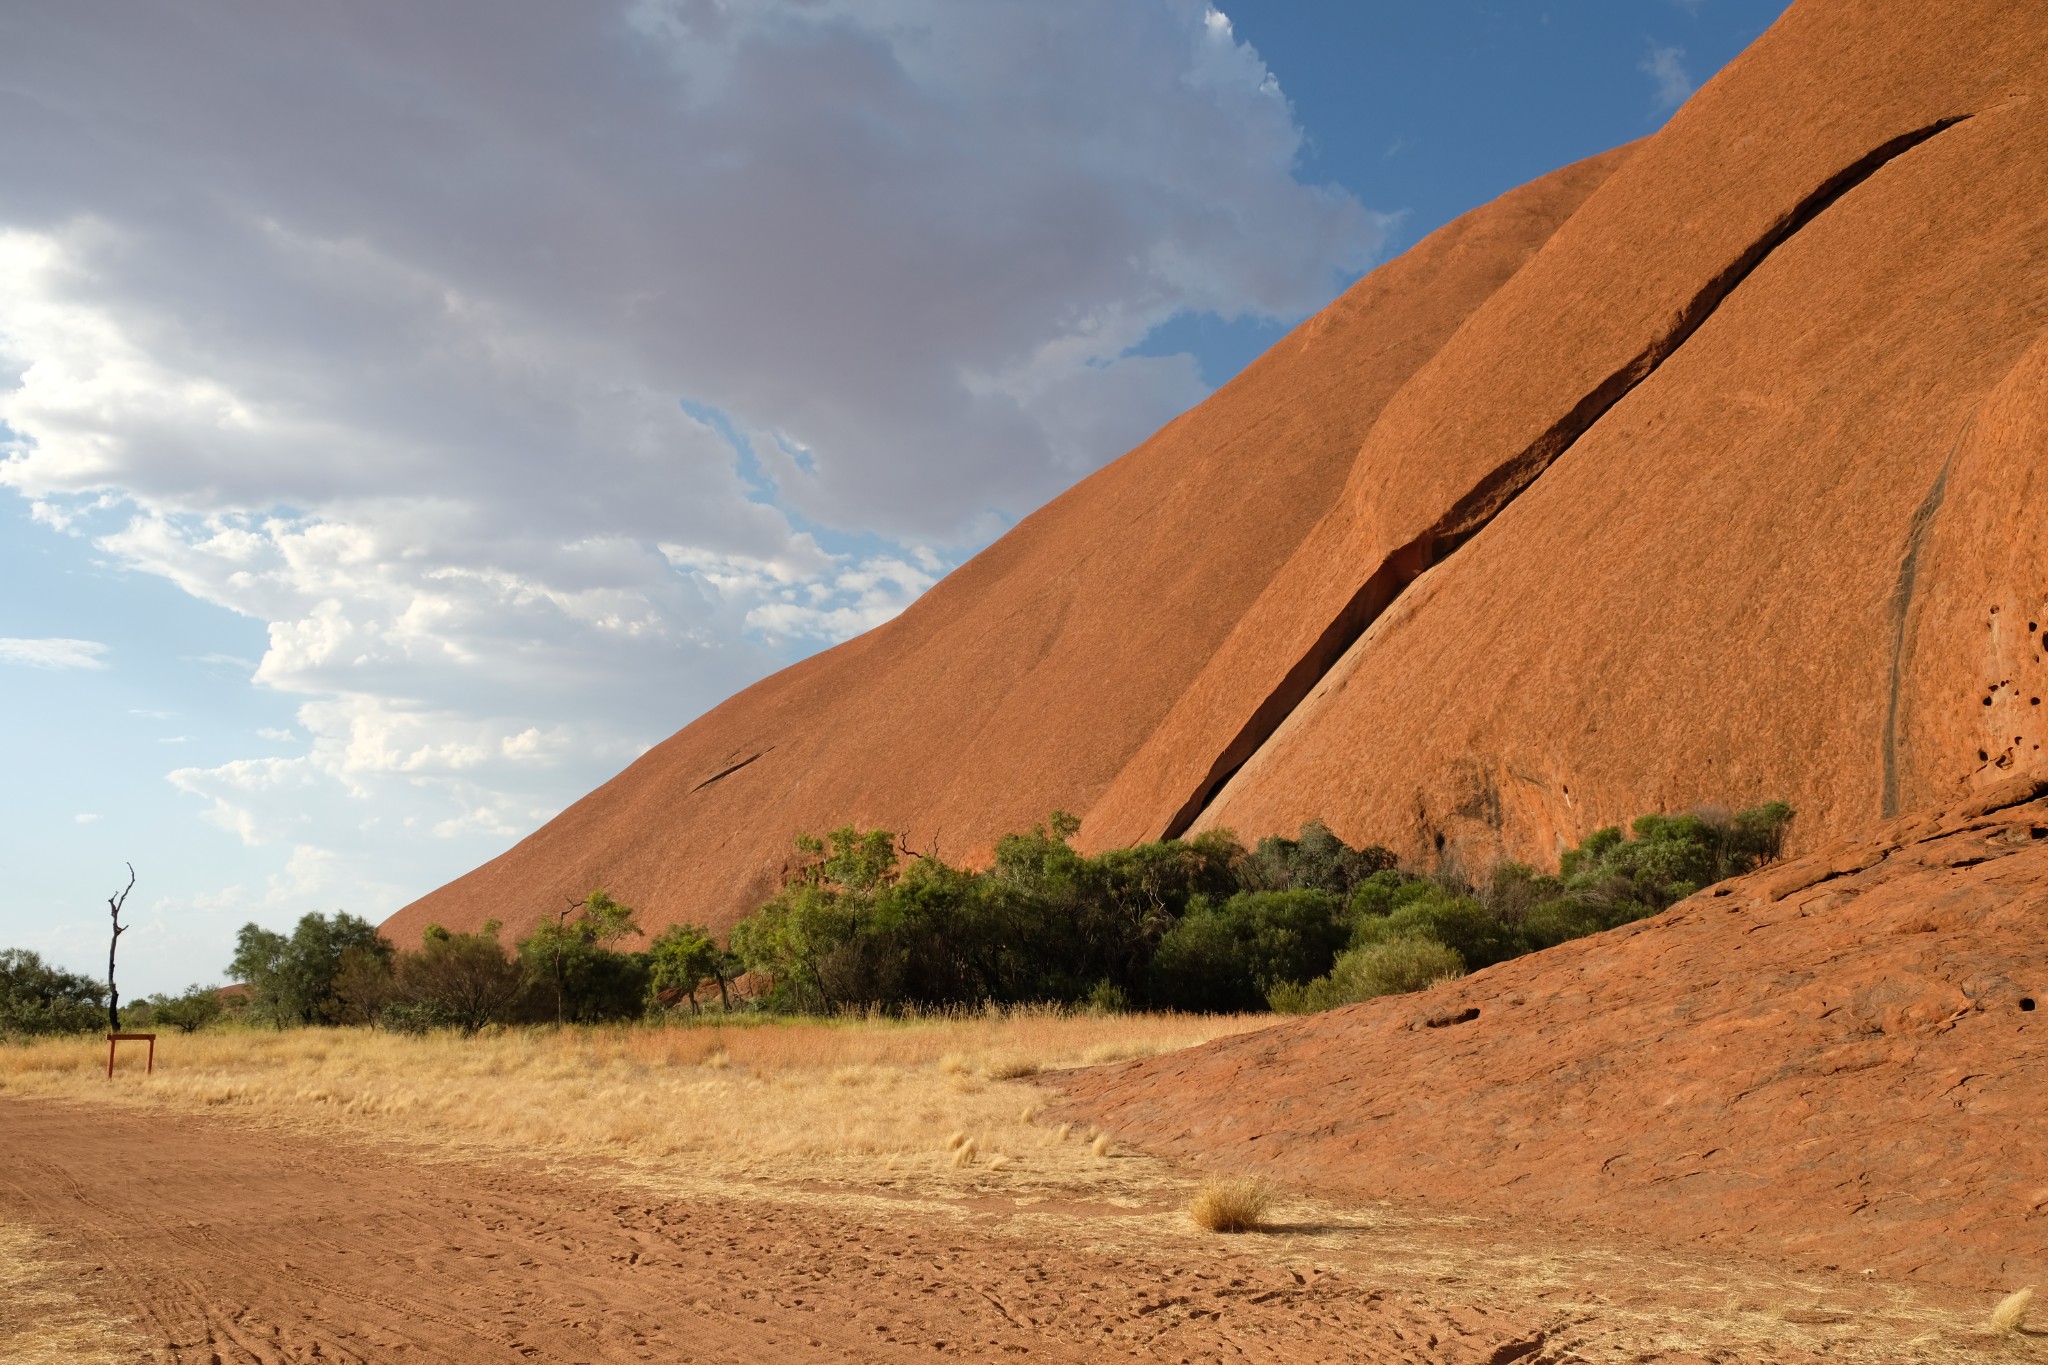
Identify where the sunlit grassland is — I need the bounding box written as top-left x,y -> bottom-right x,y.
0,1011 -> 1269,1201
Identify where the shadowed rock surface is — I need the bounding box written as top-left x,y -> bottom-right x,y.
1056,776 -> 2048,1294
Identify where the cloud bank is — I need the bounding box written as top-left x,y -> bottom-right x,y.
0,2 -> 1382,916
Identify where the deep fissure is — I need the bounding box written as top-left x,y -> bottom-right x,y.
692,749 -> 770,793
1161,114 -> 1972,840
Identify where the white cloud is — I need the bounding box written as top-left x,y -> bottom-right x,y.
1641,44 -> 1695,110
0,2 -> 1380,898
0,636 -> 108,669
256,727 -> 295,741
74,812 -> 99,824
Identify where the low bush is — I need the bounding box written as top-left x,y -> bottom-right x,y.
1188,1176 -> 1274,1233
1270,801 -> 1795,1012
146,984 -> 226,1034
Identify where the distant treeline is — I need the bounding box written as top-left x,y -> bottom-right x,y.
0,802 -> 1791,1037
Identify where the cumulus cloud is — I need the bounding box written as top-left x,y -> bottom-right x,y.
1641,44 -> 1695,110
0,636 -> 108,669
0,1 -> 1381,906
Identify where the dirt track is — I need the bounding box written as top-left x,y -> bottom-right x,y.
0,1098 -> 1572,1364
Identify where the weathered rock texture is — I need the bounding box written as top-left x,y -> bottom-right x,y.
395,0 -> 2048,943
1055,776 -> 2048,1293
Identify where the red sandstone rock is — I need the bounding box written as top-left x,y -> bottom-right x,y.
387,148 -> 1626,942
396,0 -> 2048,946
1087,0 -> 2048,868
1055,778 -> 2048,1293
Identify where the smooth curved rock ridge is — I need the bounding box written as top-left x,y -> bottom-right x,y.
385,147 -> 1627,943
1083,0 -> 2048,862
1189,78 -> 2048,871
1056,777 -> 2048,1293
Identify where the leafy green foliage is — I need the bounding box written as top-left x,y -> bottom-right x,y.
647,922 -> 735,1013
0,949 -> 107,1037
1148,890 -> 1348,1012
728,806 -> 1790,1017
517,890 -> 648,1024
1272,801 -> 1797,1012
395,922 -> 525,1035
229,912 -> 391,1026
143,983 -> 226,1033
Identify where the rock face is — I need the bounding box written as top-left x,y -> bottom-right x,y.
394,0 -> 2048,944
387,145 -> 1630,942
1055,776 -> 2048,1293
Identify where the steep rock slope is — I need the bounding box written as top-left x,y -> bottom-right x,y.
1056,777 -> 2048,1293
386,148 -> 1627,942
1086,0 -> 2048,868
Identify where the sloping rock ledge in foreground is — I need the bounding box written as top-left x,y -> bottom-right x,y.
1054,777 -> 2048,1295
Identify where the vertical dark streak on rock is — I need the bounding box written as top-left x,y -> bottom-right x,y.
1882,436 -> 1964,818
1162,115 -> 1974,840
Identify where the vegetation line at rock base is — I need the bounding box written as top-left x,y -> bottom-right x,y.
3,801 -> 1790,1038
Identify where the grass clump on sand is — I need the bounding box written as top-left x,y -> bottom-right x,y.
1991,1286 -> 2034,1333
1188,1176 -> 1273,1233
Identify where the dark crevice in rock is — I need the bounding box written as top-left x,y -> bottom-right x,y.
1161,115 -> 1972,840
691,749 -> 770,793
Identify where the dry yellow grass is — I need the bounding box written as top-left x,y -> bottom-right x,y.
0,1223 -> 139,1364
1991,1286 -> 2034,1334
0,1011 -> 1264,1201
1188,1175 -> 1274,1233
0,1014 -> 2018,1364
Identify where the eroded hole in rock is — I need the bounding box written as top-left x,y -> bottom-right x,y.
1425,1007 -> 1482,1029
2022,998 -> 2037,1012
1979,749 -> 1990,761
2031,827 -> 2048,839
1433,832 -> 1447,852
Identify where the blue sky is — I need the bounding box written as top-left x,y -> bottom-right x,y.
0,0 -> 1789,994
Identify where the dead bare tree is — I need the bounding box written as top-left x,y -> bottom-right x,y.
106,862 -> 135,1034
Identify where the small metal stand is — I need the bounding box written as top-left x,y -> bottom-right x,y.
106,1032 -> 156,1078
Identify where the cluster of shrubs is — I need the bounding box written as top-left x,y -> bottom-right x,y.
0,948 -> 224,1038
0,801 -> 1792,1036
726,803 -> 1793,1015
218,896 -> 733,1035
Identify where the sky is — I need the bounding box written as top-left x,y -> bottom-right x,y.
0,0 -> 1791,995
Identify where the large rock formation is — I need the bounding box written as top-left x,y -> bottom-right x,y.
393,0 -> 2048,943
1055,776 -> 2048,1292
387,145 -> 1630,941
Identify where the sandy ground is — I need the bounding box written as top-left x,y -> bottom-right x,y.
1,1088 -> 2033,1364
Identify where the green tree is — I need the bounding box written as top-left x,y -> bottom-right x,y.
228,912 -> 391,1026
518,891 -> 648,1024
330,945 -> 397,1026
0,949 -> 107,1036
394,922 -> 524,1035
647,922 -> 732,1013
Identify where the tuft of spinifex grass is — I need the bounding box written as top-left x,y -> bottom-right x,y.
1188,1176 -> 1273,1234
1992,1286 -> 2034,1334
